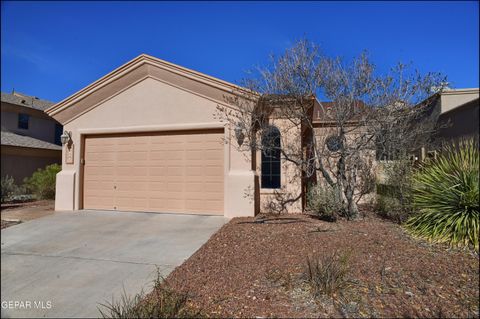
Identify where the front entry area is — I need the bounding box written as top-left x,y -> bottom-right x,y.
82,129 -> 224,215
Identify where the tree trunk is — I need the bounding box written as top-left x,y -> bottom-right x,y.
336,142 -> 359,220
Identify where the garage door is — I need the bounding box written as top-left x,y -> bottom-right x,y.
83,129 -> 224,215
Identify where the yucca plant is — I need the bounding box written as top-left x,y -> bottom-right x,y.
405,139 -> 479,251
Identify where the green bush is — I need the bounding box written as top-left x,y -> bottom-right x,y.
405,139 -> 479,251
1,175 -> 17,203
304,251 -> 350,297
24,164 -> 61,200
98,269 -> 201,318
1,175 -> 30,203
307,183 -> 343,221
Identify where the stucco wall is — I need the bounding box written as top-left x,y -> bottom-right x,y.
312,125 -> 377,206
256,118 -> 303,214
57,77 -> 254,217
440,90 -> 479,114
1,146 -> 61,183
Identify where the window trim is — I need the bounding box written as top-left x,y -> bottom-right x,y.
261,126 -> 281,189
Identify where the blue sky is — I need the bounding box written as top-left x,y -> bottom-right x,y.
1,1 -> 478,102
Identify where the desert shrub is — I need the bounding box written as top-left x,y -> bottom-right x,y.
376,159 -> 415,223
98,269 -> 201,318
405,139 -> 479,251
24,164 -> 61,200
304,251 -> 350,297
307,183 -> 343,221
1,175 -> 30,203
1,175 -> 17,203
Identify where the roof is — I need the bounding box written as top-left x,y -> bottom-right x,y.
1,130 -> 62,151
441,88 -> 479,95
45,54 -> 255,124
313,99 -> 367,123
1,91 -> 55,111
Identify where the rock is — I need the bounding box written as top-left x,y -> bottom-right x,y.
405,291 -> 414,297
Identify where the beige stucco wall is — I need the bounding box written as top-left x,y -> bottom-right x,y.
440,89 -> 479,114
313,125 -> 377,206
1,146 -> 61,184
56,77 -> 254,218
257,118 -> 303,214
1,104 -> 60,144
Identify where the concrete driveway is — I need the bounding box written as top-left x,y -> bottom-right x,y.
1,210 -> 226,318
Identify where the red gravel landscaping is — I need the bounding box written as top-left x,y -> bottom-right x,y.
165,214 -> 479,318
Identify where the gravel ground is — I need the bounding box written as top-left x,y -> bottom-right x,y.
164,214 -> 479,318
1,200 -> 54,221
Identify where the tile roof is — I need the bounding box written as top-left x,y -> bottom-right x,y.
1,91 -> 55,111
1,130 -> 62,151
313,100 -> 367,122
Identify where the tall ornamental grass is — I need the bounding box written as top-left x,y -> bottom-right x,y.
405,139 -> 479,251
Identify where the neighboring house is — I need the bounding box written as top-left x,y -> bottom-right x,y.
436,88 -> 479,142
417,88 -> 479,160
1,92 -> 63,183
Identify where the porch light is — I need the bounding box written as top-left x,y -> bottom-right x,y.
234,122 -> 245,146
60,131 -> 72,146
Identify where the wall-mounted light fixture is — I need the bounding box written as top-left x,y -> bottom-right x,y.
234,122 -> 245,146
60,131 -> 72,146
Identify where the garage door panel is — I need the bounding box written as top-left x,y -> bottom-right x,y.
188,175 -> 220,183
83,130 -> 224,215
150,151 -> 167,160
149,167 -> 167,176
186,150 -> 203,159
116,181 -> 148,191
84,193 -> 114,210
166,182 -> 184,192
84,181 -> 115,190
205,182 -> 223,192
149,182 -> 167,191
166,199 -> 184,210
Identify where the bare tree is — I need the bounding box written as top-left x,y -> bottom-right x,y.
217,39 -> 446,219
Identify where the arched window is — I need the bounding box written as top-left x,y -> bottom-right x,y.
261,126 -> 281,189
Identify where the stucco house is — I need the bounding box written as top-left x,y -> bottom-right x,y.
435,88 -> 479,141
415,88 -> 479,160
1,92 -> 62,183
47,54 -> 325,217
45,54 -> 479,218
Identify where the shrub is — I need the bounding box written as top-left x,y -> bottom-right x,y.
375,159 -> 415,223
1,175 -> 17,203
24,164 -> 61,200
307,183 -> 343,221
98,270 -> 201,318
1,175 -> 30,203
405,139 -> 479,251
304,251 -> 350,297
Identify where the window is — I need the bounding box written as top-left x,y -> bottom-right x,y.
261,126 -> 281,189
54,123 -> 63,145
18,113 -> 29,130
